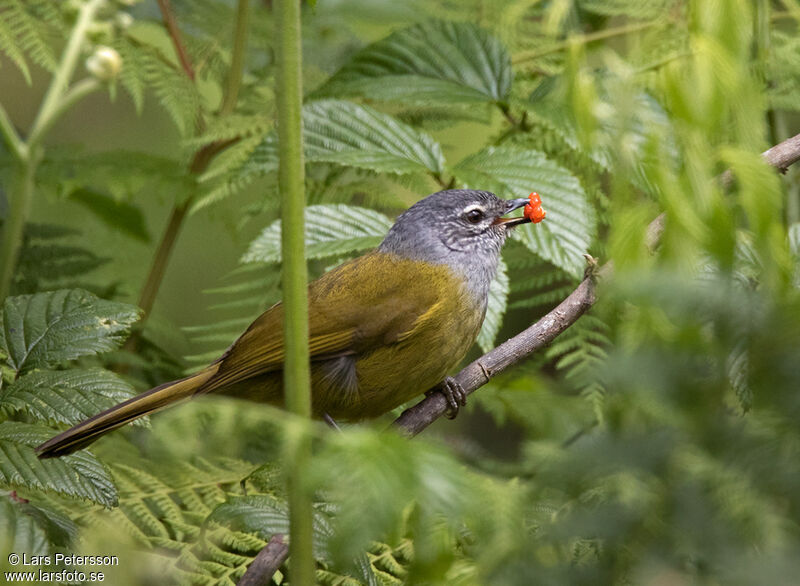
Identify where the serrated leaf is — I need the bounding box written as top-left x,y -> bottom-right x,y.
243,204 -> 392,264
315,20 -> 512,106
211,101 -> 445,210
303,101 -> 445,175
453,146 -> 595,277
0,289 -> 141,375
0,422 -> 117,507
0,368 -> 143,427
68,189 -> 150,242
477,258 -> 509,352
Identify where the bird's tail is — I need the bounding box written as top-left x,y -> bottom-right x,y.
35,365 -> 219,459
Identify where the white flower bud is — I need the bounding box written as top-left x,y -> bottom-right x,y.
85,46 -> 122,81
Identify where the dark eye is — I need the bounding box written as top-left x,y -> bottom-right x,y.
465,209 -> 484,224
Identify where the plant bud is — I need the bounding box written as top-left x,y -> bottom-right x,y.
86,46 -> 122,81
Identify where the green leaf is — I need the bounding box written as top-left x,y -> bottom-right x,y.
14,500 -> 78,547
453,146 -> 595,277
477,258 -> 509,352
0,289 -> 141,375
0,497 -> 50,559
0,368 -> 143,427
210,101 -> 445,210
314,20 -> 512,106
68,189 -> 150,242
0,0 -> 60,85
243,204 -> 392,264
0,422 -> 117,507
303,100 -> 445,175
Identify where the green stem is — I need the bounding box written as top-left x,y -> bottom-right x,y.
512,20 -> 663,64
28,0 -> 105,145
0,0 -> 104,301
275,0 -> 314,583
126,0 -> 245,339
219,0 -> 250,116
754,0 -> 770,84
0,102 -> 25,161
134,200 -> 190,322
0,158 -> 37,300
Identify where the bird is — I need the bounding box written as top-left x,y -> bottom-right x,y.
36,189 -> 532,458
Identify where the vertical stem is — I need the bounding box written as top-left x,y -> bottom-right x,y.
0,0 -> 104,300
134,200 -> 190,321
220,0 -> 250,116
126,0 -> 246,341
28,0 -> 105,148
754,0 -> 770,83
0,158 -> 36,300
275,0 -> 314,584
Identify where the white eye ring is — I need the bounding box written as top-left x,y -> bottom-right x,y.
463,205 -> 485,224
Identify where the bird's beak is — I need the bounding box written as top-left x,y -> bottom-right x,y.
492,198 -> 531,228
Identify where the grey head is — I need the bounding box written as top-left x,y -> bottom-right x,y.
378,189 -> 529,301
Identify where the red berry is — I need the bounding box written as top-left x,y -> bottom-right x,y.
523,192 -> 546,223
530,207 -> 546,223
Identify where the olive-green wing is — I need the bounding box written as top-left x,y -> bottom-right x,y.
199,253 -> 448,393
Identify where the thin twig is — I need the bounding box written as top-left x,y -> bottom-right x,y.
237,534 -> 289,586
393,131 -> 800,436
156,0 -> 195,80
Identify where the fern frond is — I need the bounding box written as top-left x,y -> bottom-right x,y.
184,265 -> 280,369
14,223 -> 110,295
115,33 -> 201,135
544,313 -> 610,420
0,0 -> 61,84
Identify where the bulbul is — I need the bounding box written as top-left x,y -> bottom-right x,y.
36,189 -> 532,458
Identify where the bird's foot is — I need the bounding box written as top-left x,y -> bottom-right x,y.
426,377 -> 467,419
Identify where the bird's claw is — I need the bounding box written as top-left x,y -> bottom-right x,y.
427,377 -> 466,419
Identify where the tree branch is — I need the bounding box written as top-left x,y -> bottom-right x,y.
237,534 -> 289,586
393,131 -> 800,436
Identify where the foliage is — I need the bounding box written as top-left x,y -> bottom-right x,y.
1,0 -> 800,585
